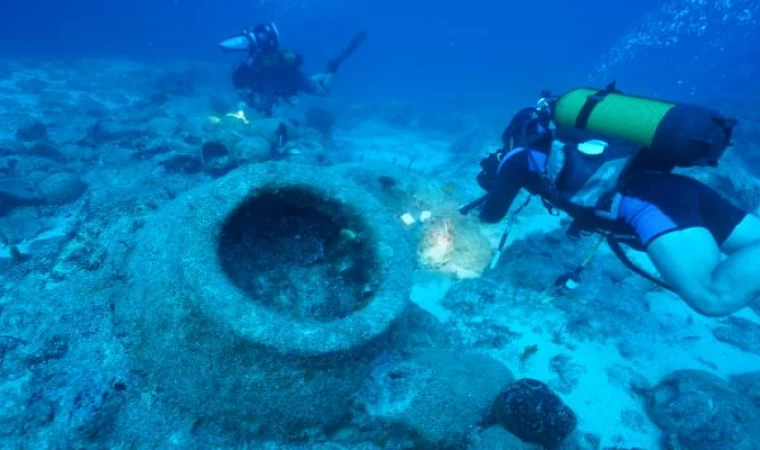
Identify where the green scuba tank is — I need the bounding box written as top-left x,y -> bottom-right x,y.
551,84 -> 737,168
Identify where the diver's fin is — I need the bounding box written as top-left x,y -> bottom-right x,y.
326,32 -> 367,73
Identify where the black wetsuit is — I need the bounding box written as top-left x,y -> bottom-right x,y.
232,54 -> 320,116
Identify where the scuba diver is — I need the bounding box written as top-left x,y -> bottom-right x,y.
218,23 -> 366,117
462,84 -> 760,318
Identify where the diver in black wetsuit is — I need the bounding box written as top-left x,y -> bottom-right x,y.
218,23 -> 365,117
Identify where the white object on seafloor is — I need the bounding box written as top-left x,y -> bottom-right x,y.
419,211 -> 432,222
400,213 -> 416,226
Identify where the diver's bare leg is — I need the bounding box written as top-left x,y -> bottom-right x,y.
646,215 -> 760,317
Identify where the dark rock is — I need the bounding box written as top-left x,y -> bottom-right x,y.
490,378 -> 578,449
356,350 -> 514,449
15,120 -> 48,142
729,371 -> 760,410
712,316 -> 760,355
646,370 -> 760,450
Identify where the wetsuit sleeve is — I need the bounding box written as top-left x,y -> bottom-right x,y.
479,149 -> 529,223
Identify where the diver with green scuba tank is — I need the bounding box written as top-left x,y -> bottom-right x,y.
462,83 -> 760,318
218,23 -> 366,117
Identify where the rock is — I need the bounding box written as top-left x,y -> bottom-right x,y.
74,95 -> 109,118
26,141 -> 66,161
0,139 -> 25,156
713,317 -> 760,355
9,156 -> 56,176
0,376 -> 56,438
0,178 -> 43,216
729,371 -> 760,410
146,117 -> 178,137
388,302 -> 463,356
157,153 -> 203,174
490,378 -> 578,449
38,172 -> 88,205
15,120 -> 48,142
356,350 -> 514,449
233,137 -> 272,163
201,141 -> 237,175
469,426 -> 541,450
78,119 -> 143,148
645,370 -> 760,450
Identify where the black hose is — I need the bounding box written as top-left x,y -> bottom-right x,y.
458,195 -> 488,216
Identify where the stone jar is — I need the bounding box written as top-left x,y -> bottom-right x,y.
117,162 -> 413,439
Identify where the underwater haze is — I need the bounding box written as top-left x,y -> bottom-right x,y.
7,0 -> 755,104
2,0 -> 760,449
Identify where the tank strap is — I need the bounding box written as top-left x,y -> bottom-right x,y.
575,89 -> 615,130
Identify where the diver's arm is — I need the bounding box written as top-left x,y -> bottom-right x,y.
302,72 -> 334,96
479,149 -> 529,223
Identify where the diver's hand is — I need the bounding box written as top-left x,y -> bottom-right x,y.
310,73 -> 334,95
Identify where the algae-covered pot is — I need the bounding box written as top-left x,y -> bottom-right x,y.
117,162 -> 413,438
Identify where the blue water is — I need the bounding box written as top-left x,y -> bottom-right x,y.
4,0 -> 756,105
2,0 -> 760,449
